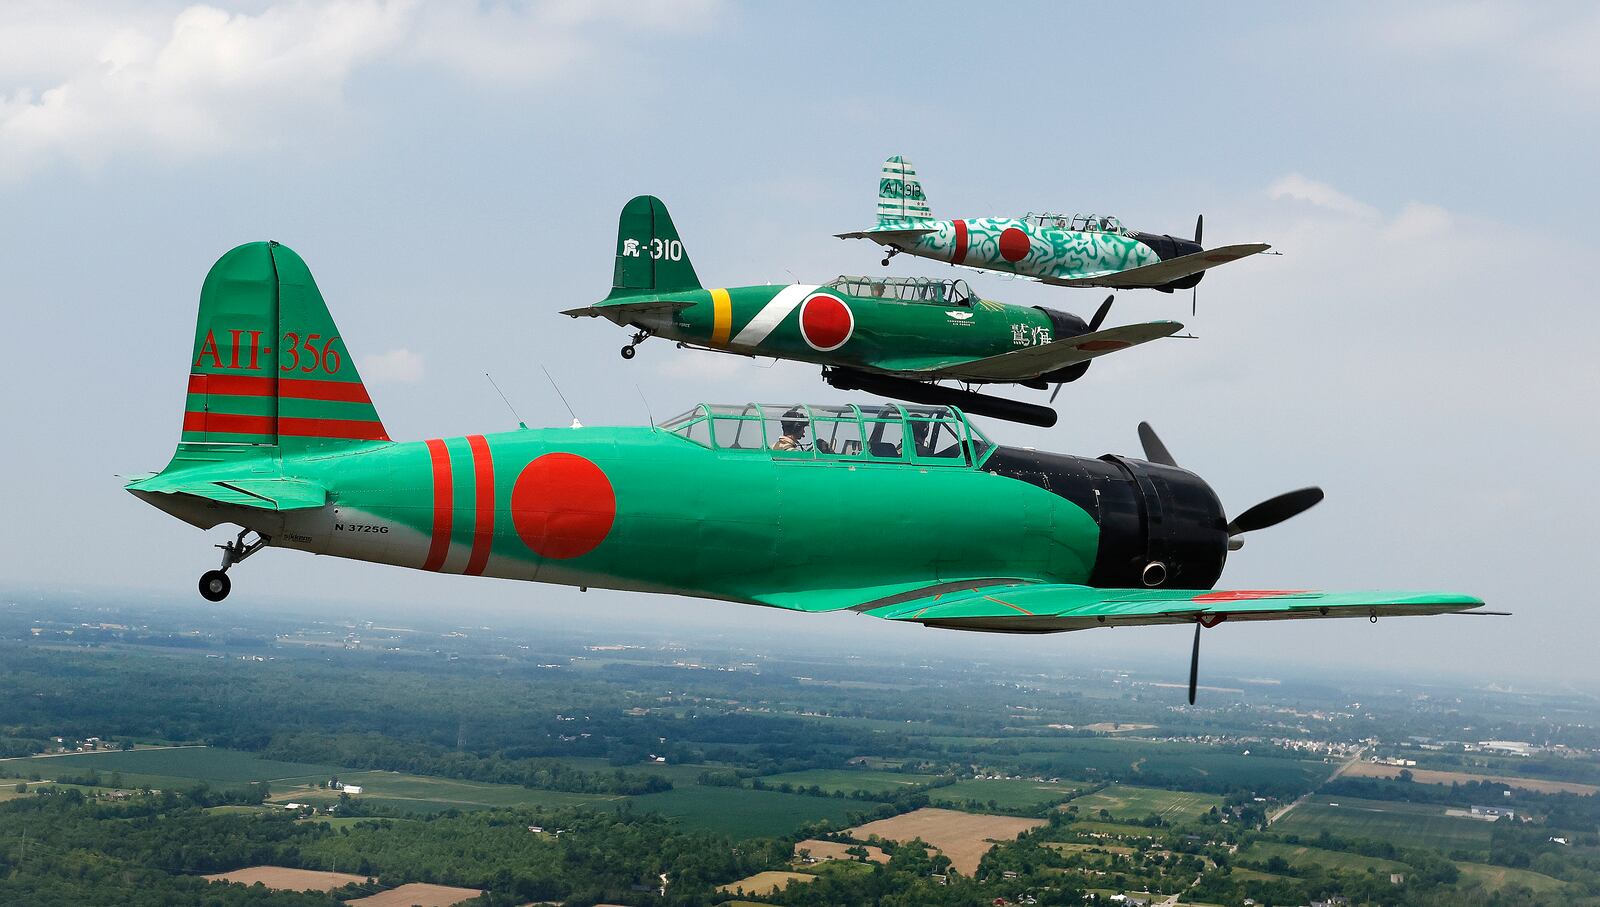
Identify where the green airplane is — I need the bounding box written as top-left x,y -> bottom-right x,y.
837,156 -> 1271,295
127,242 -> 1495,701
561,196 -> 1186,428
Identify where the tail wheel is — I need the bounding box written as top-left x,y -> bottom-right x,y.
198,570 -> 231,602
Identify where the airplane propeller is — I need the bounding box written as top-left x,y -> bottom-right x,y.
1049,296 -> 1116,403
1194,214 -> 1203,245
1191,215 -> 1204,315
1136,420 -> 1325,705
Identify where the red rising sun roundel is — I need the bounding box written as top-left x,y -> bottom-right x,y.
510,453 -> 616,559
799,293 -> 853,352
998,227 -> 1031,263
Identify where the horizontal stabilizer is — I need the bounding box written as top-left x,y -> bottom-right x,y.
125,474 -> 327,511
835,227 -> 937,242
561,300 -> 694,325
930,321 -> 1183,381
860,584 -> 1489,634
1042,243 -> 1271,288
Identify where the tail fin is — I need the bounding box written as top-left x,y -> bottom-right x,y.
608,195 -> 701,299
877,155 -> 934,223
177,241 -> 390,461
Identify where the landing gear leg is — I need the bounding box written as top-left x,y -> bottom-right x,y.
198,528 -> 269,602
620,328 -> 653,360
881,247 -> 901,267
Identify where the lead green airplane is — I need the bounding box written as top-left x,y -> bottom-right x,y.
837,156 -> 1271,296
127,242 -> 1497,701
561,196 -> 1186,428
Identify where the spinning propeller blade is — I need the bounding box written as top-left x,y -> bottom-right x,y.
1137,421 -> 1179,467
1188,620 -> 1202,705
1195,214 -> 1204,245
1089,294 -> 1114,332
1226,487 -> 1325,536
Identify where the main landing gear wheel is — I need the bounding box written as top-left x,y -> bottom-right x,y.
196,528 -> 269,602
199,571 -> 231,602
620,345 -> 636,360
881,246 -> 901,267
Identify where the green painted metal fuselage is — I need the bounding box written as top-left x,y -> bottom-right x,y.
139,425 -> 1098,613
596,280 -> 1063,379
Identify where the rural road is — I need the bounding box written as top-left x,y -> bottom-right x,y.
1269,747 -> 1365,826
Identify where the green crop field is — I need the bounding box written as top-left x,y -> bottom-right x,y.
1244,840 -> 1410,874
1454,860 -> 1566,893
1066,784 -> 1221,823
761,768 -> 938,795
1275,797 -> 1492,854
929,779 -> 1082,810
630,786 -> 865,838
0,746 -> 334,787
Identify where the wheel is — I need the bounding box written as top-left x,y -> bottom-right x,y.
881,258 -> 891,267
198,570 -> 231,602
620,345 -> 636,360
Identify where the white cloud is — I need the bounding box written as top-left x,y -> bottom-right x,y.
1266,173 -> 1379,219
362,347 -> 425,384
0,0 -> 722,179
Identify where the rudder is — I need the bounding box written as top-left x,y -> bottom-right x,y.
608,195 -> 701,299
181,241 -> 390,458
877,155 -> 933,223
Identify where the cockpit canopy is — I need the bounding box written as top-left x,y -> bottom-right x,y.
824,275 -> 976,308
660,402 -> 994,467
1026,212 -> 1129,235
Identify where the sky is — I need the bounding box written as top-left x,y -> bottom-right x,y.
1,0 -> 1596,686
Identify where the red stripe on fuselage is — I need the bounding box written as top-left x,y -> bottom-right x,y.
952,220 -> 969,265
464,435 -> 495,576
422,439 -> 453,572
186,373 -> 374,403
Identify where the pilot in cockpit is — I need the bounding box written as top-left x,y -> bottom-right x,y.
773,409 -> 809,452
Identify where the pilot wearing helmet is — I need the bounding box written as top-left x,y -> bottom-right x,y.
772,409 -> 808,451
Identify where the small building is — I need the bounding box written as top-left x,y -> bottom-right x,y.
341,785 -> 363,795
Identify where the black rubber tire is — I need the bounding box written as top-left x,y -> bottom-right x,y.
620,345 -> 636,360
198,570 -> 231,602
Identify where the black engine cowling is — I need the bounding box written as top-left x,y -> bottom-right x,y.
981,446 -> 1229,589
1132,231 -> 1206,292
1032,306 -> 1093,384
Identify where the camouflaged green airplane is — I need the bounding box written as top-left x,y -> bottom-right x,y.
128,241 -> 1496,701
562,196 -> 1186,428
837,156 -> 1271,295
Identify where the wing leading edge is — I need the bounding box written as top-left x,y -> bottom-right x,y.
927,321 -> 1183,381
859,584 -> 1489,634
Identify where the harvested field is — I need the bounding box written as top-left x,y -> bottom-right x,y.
347,882 -> 483,906
1066,785 -> 1221,823
795,838 -> 889,863
1081,723 -> 1156,734
849,806 -> 1045,875
716,870 -> 816,896
203,866 -> 367,891
1342,761 -> 1599,795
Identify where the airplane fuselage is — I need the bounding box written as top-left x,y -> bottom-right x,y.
133,414 -> 1233,613
603,282 -> 1066,379
871,217 -> 1186,286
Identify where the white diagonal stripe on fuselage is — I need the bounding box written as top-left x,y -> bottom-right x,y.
731,284 -> 818,348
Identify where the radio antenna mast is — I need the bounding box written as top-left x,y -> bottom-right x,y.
484,372 -> 527,429
541,365 -> 582,428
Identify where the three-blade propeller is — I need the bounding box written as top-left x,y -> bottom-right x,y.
1136,421 -> 1325,705
1136,421 -> 1322,551
1049,295 -> 1117,403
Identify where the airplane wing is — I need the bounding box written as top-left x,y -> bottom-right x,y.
1041,243 -> 1271,288
856,583 -> 1492,634
834,228 -> 938,242
560,300 -> 694,325
925,321 -> 1183,382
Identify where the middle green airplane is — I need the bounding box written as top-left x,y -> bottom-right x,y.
562,196 -> 1184,428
